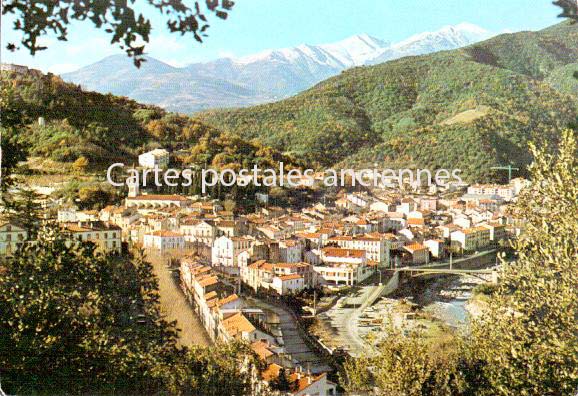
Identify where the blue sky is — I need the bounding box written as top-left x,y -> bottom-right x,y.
1,0 -> 562,74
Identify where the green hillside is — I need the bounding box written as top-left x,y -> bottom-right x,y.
199,21 -> 578,181
0,71 -> 297,172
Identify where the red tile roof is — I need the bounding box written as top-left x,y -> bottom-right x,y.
128,194 -> 189,201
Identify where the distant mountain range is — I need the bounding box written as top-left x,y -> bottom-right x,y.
62,23 -> 493,113
198,21 -> 578,181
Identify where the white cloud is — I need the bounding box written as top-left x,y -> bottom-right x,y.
48,63 -> 82,74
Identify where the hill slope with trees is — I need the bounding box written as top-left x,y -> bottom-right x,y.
0,70 -> 299,172
199,21 -> 578,181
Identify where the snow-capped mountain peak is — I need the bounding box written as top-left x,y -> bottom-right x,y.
62,23 -> 494,113
234,33 -> 391,68
394,23 -> 490,50
319,34 -> 391,66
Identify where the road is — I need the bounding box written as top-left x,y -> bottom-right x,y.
322,285 -> 384,357
146,251 -> 211,347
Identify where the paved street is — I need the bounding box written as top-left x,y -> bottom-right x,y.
321,285 -> 383,357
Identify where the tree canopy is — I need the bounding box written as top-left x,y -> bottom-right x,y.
341,129 -> 578,395
3,0 -> 235,66
470,128 -> 578,395
0,227 -> 261,395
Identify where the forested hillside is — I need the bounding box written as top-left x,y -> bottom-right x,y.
0,71 -> 298,171
199,21 -> 578,181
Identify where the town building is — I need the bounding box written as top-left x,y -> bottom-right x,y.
261,365 -> 336,396
327,234 -> 389,264
314,247 -> 373,286
279,239 -> 303,263
180,219 -> 216,245
271,274 -> 305,295
0,220 -> 28,256
402,243 -> 429,265
424,239 -> 446,259
125,194 -> 191,210
212,235 -> 254,274
450,226 -> 491,252
61,221 -> 122,254
138,148 -> 169,169
143,230 -> 185,251
242,261 -> 313,293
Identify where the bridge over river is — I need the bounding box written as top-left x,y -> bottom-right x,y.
392,249 -> 499,283
318,248 -> 500,357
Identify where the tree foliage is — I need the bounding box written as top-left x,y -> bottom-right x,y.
1,70 -> 301,178
0,187 -> 42,237
470,128 -> 578,395
0,228 -> 260,395
3,0 -> 234,66
554,0 -> 578,22
0,82 -> 27,189
342,129 -> 578,395
341,329 -> 472,396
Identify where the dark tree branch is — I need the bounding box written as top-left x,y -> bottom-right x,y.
2,0 -> 235,67
553,0 -> 578,22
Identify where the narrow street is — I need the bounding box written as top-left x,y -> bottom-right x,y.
146,251 -> 211,347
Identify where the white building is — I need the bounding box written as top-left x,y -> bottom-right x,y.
180,219 -> 216,245
143,230 -> 185,251
0,221 -> 28,256
125,194 -> 190,210
369,200 -> 393,213
327,234 -> 387,264
450,226 -> 491,252
314,247 -> 373,286
138,148 -> 169,169
397,199 -> 417,215
481,223 -> 507,244
62,221 -> 122,254
242,261 -> 313,292
212,235 -> 253,274
279,239 -> 303,263
271,274 -> 305,295
347,193 -> 370,207
468,183 -> 519,201
424,239 -> 445,259
57,207 -> 78,223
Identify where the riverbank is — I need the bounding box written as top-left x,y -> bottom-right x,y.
392,273 -> 492,328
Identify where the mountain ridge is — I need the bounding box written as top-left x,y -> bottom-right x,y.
198,21 -> 578,181
62,23 -> 492,113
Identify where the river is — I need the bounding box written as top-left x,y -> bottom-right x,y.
421,275 -> 481,328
